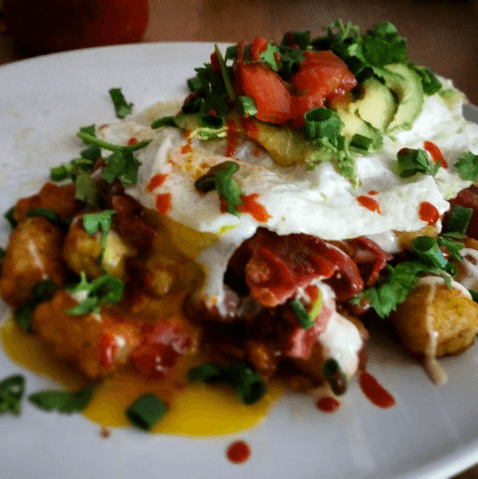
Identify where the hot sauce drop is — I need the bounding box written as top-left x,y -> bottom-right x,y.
419,201 -> 439,225
146,174 -> 168,192
316,396 -> 340,413
359,371 -> 395,409
424,141 -> 448,169
156,193 -> 172,214
225,119 -> 238,157
237,193 -> 271,222
357,195 -> 382,214
226,440 -> 251,464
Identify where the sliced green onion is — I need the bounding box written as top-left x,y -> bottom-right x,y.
238,96 -> 258,117
304,107 -> 344,142
75,170 -> 99,208
188,362 -> 227,383
349,134 -> 373,153
77,131 -> 151,152
227,362 -> 266,405
411,236 -> 448,269
126,393 -> 167,431
0,374 -> 25,415
214,44 -> 235,102
50,165 -> 70,182
397,148 -> 438,178
444,205 -> 473,235
323,358 -> 347,396
28,383 -> 97,414
290,298 -> 315,329
151,116 -> 177,129
79,124 -> 96,137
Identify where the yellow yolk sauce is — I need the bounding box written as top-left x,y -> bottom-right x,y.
1,315 -> 284,435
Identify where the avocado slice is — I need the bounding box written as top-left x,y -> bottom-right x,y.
352,78 -> 397,132
336,109 -> 383,151
379,63 -> 425,133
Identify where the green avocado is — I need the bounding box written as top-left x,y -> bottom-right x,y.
352,78 -> 397,132
380,63 -> 425,133
336,109 -> 383,151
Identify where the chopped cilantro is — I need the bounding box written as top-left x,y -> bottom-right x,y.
195,161 -> 244,216
0,374 -> 25,416
75,170 -> 99,208
14,280 -> 57,333
82,210 -> 116,261
411,65 -> 442,95
109,88 -> 134,119
280,30 -> 311,50
436,235 -> 464,263
456,151 -> 478,181
150,116 -> 177,129
66,273 -> 124,315
260,42 -> 281,71
397,147 -> 439,178
214,44 -> 235,102
77,131 -> 150,152
28,383 -> 98,414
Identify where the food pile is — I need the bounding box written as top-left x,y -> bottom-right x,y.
1,21 -> 478,428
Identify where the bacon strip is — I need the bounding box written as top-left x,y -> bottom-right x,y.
231,229 -> 364,307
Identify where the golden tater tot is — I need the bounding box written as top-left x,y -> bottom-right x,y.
14,182 -> 82,223
33,290 -> 141,379
390,277 -> 478,357
62,217 -> 136,279
0,217 -> 65,307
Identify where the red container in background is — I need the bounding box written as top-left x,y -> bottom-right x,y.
4,0 -> 149,55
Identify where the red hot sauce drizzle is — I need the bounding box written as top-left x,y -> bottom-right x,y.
419,201 -> 439,225
225,119 -> 238,157
237,193 -> 271,222
359,371 -> 395,409
356,195 -> 382,214
424,141 -> 448,169
226,440 -> 251,464
146,173 -> 168,192
181,130 -> 193,154
155,193 -> 172,214
317,396 -> 340,413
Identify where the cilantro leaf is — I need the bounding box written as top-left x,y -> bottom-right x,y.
109,88 -> 134,119
14,279 -> 57,333
436,236 -> 464,263
28,383 -> 98,414
456,151 -> 478,180
66,273 -> 124,315
101,149 -> 142,185
0,374 -> 25,416
411,65 -> 442,96
397,147 -> 439,178
194,161 -> 244,216
82,210 -> 117,260
75,170 -> 99,208
260,43 -> 281,71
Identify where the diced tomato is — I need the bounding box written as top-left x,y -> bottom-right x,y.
291,50 -> 357,126
250,36 -> 268,62
98,331 -> 118,369
236,63 -> 292,124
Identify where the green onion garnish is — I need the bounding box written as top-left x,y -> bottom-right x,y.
397,148 -> 439,178
304,107 -> 344,143
411,236 -> 448,269
214,44 -> 235,102
290,298 -> 315,329
227,362 -> 266,405
323,358 -> 347,396
0,374 -> 25,415
109,88 -> 134,119
151,116 -> 177,129
238,96 -> 258,117
444,205 -> 473,235
349,134 -> 373,153
4,206 -> 17,229
188,362 -> 227,383
25,208 -> 69,231
126,393 -> 167,431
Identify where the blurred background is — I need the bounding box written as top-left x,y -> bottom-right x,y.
0,0 -> 477,103
0,1 -> 477,477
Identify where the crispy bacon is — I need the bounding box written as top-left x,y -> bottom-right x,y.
231,229 -> 364,307
350,236 -> 392,286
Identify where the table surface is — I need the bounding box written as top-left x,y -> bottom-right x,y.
1,1 -> 478,477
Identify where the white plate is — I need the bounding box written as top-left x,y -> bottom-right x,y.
1,43 -> 478,479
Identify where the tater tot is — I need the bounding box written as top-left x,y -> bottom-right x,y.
0,217 -> 65,307
14,182 -> 82,222
390,277 -> 478,357
32,290 -> 141,379
62,217 -> 136,279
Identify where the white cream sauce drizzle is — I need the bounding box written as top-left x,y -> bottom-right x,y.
418,276 -> 471,385
456,248 -> 478,291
